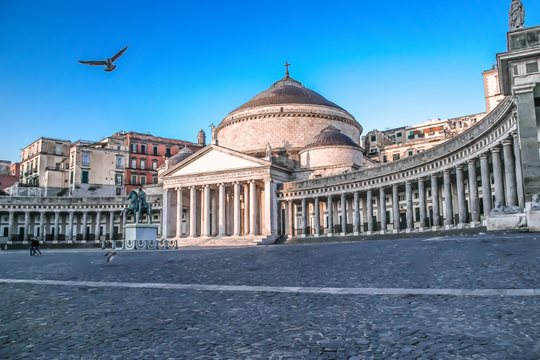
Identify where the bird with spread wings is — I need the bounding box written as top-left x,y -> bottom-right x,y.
79,46 -> 127,72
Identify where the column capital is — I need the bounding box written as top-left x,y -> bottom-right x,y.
455,164 -> 464,171
163,188 -> 170,193
501,139 -> 513,147
467,158 -> 477,166
490,146 -> 501,154
443,169 -> 451,174
479,153 -> 489,160
511,131 -> 519,139
175,186 -> 182,191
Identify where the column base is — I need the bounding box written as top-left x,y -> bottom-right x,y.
314,233 -> 320,238
392,229 -> 399,234
431,226 -> 440,232
457,223 -> 468,229
53,240 -> 59,244
327,233 -> 333,237
405,228 -> 413,233
469,221 -> 482,228
444,224 -> 455,230
379,230 -> 386,235
366,231 -> 373,235
301,234 -> 306,238
340,232 -> 346,237
353,232 -> 359,236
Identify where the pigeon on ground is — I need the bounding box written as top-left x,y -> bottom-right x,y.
78,46 -> 127,72
104,250 -> 118,263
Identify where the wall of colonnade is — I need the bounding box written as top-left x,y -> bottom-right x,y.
278,97 -> 523,237
0,197 -> 162,243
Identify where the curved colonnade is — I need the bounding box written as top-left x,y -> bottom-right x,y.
0,197 -> 163,244
277,97 -> 523,237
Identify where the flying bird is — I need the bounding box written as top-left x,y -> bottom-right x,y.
78,46 -> 128,72
104,250 -> 119,263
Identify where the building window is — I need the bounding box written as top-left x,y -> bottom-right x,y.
153,146 -> 158,156
82,152 -> 90,166
70,171 -> 74,184
152,175 -> 158,184
513,65 -> 520,76
55,144 -> 63,155
382,155 -> 387,163
526,62 -> 539,74
141,145 -> 147,154
392,154 -> 400,161
165,147 -> 171,157
131,175 -> 137,185
140,159 -> 146,170
399,195 -> 405,201
140,176 -> 146,185
152,160 -> 158,170
116,156 -> 123,169
408,150 -> 414,156
81,170 -> 89,184
131,158 -> 137,169
115,174 -> 123,186
370,135 -> 376,142
131,143 -> 137,153
396,132 -> 402,137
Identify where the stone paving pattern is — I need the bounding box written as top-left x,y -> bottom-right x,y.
1,232 -> 540,359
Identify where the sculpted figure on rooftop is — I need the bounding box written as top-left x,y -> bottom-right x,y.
509,0 -> 525,31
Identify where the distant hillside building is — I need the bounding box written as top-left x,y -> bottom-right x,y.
363,113 -> 486,163
483,67 -> 505,113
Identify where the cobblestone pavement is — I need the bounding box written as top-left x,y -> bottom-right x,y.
1,233 -> 540,359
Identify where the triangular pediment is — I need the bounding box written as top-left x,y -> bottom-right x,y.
163,145 -> 269,177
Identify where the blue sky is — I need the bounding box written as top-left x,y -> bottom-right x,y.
1,0 -> 538,162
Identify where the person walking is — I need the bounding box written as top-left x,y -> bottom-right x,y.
30,237 -> 42,256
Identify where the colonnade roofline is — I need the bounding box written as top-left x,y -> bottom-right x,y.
280,96 -> 516,198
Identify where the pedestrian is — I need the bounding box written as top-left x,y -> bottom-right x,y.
30,237 -> 42,256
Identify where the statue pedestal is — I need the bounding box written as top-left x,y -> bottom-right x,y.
124,224 -> 158,250
527,211 -> 540,232
486,213 -> 527,231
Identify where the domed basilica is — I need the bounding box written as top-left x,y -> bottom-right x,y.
161,69 -> 365,244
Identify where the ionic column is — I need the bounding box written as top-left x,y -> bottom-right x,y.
218,184 -> 226,236
233,183 -> 241,236
502,139 -> 518,207
392,184 -> 400,232
379,188 -> 386,233
95,211 -> 102,241
418,178 -> 426,229
480,154 -> 492,217
468,159 -> 480,224
243,183 -> 250,235
340,194 -> 346,236
39,212 -> 45,242
249,181 -> 257,236
54,211 -> 60,241
443,170 -> 453,226
24,211 -> 30,242
314,197 -> 320,237
512,132 -> 525,209
491,147 -> 504,206
327,195 -> 334,236
456,165 -> 467,225
203,185 -> 211,237
353,192 -> 360,235
189,186 -> 197,237
82,211 -> 88,241
7,211 -> 14,241
162,188 -> 169,239
68,211 -> 75,242
405,182 -> 413,231
366,190 -> 373,233
431,174 -> 440,227
176,188 -> 183,238
301,198 -> 307,237
288,200 -> 294,236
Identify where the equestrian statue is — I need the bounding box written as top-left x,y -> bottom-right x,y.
121,186 -> 152,224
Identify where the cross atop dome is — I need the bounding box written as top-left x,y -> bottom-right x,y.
284,61 -> 291,78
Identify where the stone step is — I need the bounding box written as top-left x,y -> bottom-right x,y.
175,236 -> 262,247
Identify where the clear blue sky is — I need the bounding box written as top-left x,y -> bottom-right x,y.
1,0 -> 538,162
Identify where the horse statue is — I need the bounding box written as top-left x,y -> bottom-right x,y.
121,188 -> 152,224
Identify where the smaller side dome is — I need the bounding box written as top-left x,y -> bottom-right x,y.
304,126 -> 360,150
168,145 -> 193,166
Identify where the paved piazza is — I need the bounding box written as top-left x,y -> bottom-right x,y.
1,234 -> 540,359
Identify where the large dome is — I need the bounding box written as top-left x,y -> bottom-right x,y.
216,72 -> 362,160
232,76 -> 348,113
